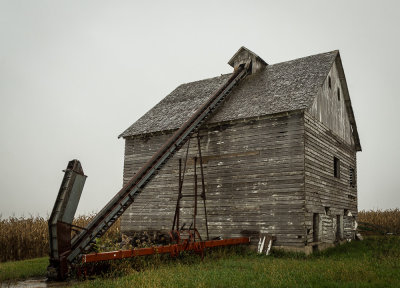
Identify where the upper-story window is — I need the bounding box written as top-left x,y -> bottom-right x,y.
337,88 -> 341,101
328,76 -> 332,89
349,167 -> 355,187
334,157 -> 340,178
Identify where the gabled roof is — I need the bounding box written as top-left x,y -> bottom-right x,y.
228,46 -> 268,68
119,50 -> 360,151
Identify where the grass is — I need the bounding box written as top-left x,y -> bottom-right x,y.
74,236 -> 400,288
1,237 -> 399,287
0,257 -> 48,282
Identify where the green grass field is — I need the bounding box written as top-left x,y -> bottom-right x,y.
1,236 -> 399,287
0,257 -> 48,282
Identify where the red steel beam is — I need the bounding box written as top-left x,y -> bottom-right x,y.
81,237 -> 250,264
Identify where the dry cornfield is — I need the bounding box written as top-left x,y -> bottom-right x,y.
0,215 -> 120,262
358,208 -> 400,235
1,209 -> 399,262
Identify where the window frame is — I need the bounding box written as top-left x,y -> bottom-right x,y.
349,167 -> 356,187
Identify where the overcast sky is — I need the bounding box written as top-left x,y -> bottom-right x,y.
0,0 -> 399,218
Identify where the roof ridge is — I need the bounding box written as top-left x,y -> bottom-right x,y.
178,50 -> 339,88
270,50 -> 339,67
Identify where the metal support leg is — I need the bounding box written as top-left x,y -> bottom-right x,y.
194,157 -> 198,241
197,134 -> 209,240
172,159 -> 183,231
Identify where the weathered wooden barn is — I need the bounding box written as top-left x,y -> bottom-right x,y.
119,47 -> 361,253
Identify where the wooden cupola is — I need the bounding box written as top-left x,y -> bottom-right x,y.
228,46 -> 268,74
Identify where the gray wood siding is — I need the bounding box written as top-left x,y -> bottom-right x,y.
308,61 -> 354,146
121,112 -> 306,247
304,111 -> 357,244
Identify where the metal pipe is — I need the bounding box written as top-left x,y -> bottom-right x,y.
81,237 -> 250,263
172,158 -> 182,231
194,157 -> 197,241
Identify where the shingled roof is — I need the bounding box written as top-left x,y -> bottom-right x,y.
119,50 -> 350,140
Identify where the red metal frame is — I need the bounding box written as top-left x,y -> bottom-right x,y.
81,237 -> 250,264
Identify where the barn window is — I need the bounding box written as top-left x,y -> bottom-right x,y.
349,167 -> 355,187
328,76 -> 331,89
334,157 -> 340,178
337,88 -> 341,101
348,194 -> 356,200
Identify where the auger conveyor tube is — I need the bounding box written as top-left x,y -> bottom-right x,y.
67,63 -> 250,266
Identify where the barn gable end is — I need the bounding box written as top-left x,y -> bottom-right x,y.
307,53 -> 361,150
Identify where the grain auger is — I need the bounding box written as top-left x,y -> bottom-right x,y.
48,62 -> 252,280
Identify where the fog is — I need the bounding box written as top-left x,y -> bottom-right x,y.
1,0 -> 399,218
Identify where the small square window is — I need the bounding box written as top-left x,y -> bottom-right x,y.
334,157 -> 340,178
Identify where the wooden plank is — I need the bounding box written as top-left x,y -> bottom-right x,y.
121,113 -> 306,246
